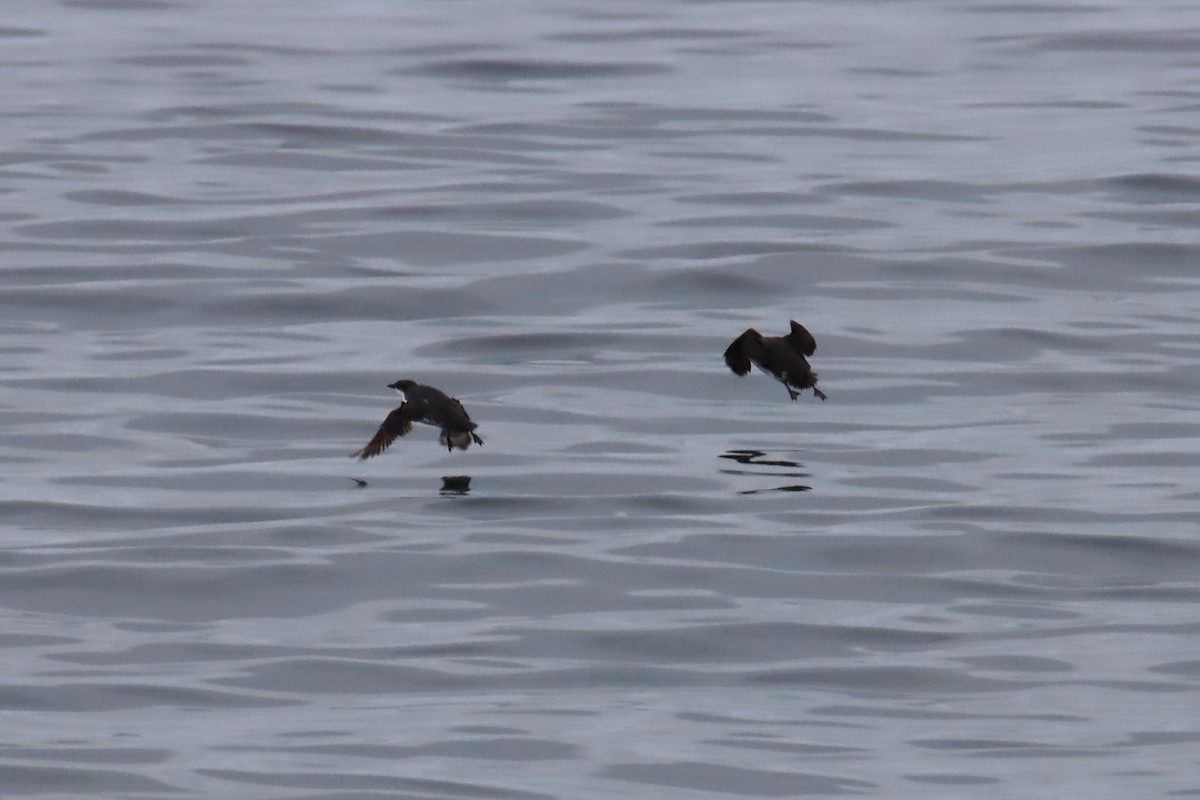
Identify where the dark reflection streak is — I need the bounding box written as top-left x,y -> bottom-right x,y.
344,476 -> 471,493
740,484 -> 812,495
719,449 -> 802,469
720,469 -> 810,479
440,475 -> 471,495
721,449 -> 813,494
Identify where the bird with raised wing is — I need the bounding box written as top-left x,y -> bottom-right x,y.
724,320 -> 827,401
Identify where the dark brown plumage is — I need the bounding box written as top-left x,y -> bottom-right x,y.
353,379 -> 483,459
724,320 -> 827,401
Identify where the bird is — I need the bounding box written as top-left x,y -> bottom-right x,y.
723,320 -> 827,401
353,379 -> 484,459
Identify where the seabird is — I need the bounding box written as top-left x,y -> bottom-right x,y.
723,320 -> 827,401
353,379 -> 484,459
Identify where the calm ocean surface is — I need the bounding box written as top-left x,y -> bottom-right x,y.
3,1 -> 1200,797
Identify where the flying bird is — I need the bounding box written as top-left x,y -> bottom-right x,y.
353,379 -> 484,459
723,320 -> 827,401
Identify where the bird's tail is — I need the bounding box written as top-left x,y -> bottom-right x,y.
440,430 -> 477,451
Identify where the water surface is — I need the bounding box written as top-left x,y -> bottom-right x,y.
3,1 -> 1200,797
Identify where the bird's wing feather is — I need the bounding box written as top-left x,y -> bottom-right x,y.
787,320 -> 817,356
445,397 -> 476,428
723,330 -> 756,375
353,405 -> 413,460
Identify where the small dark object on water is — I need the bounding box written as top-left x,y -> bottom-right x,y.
724,320 -> 827,401
353,379 -> 483,459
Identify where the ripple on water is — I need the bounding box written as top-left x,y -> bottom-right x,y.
3,0 -> 1200,797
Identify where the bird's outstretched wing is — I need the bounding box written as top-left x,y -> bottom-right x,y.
353,405 -> 413,460
723,329 -> 759,375
787,320 -> 817,357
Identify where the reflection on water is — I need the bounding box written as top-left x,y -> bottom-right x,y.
440,475 -> 472,495
719,449 -> 813,494
739,483 -> 811,495
341,475 -> 472,494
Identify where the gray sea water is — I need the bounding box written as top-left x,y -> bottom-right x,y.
3,1 -> 1200,797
